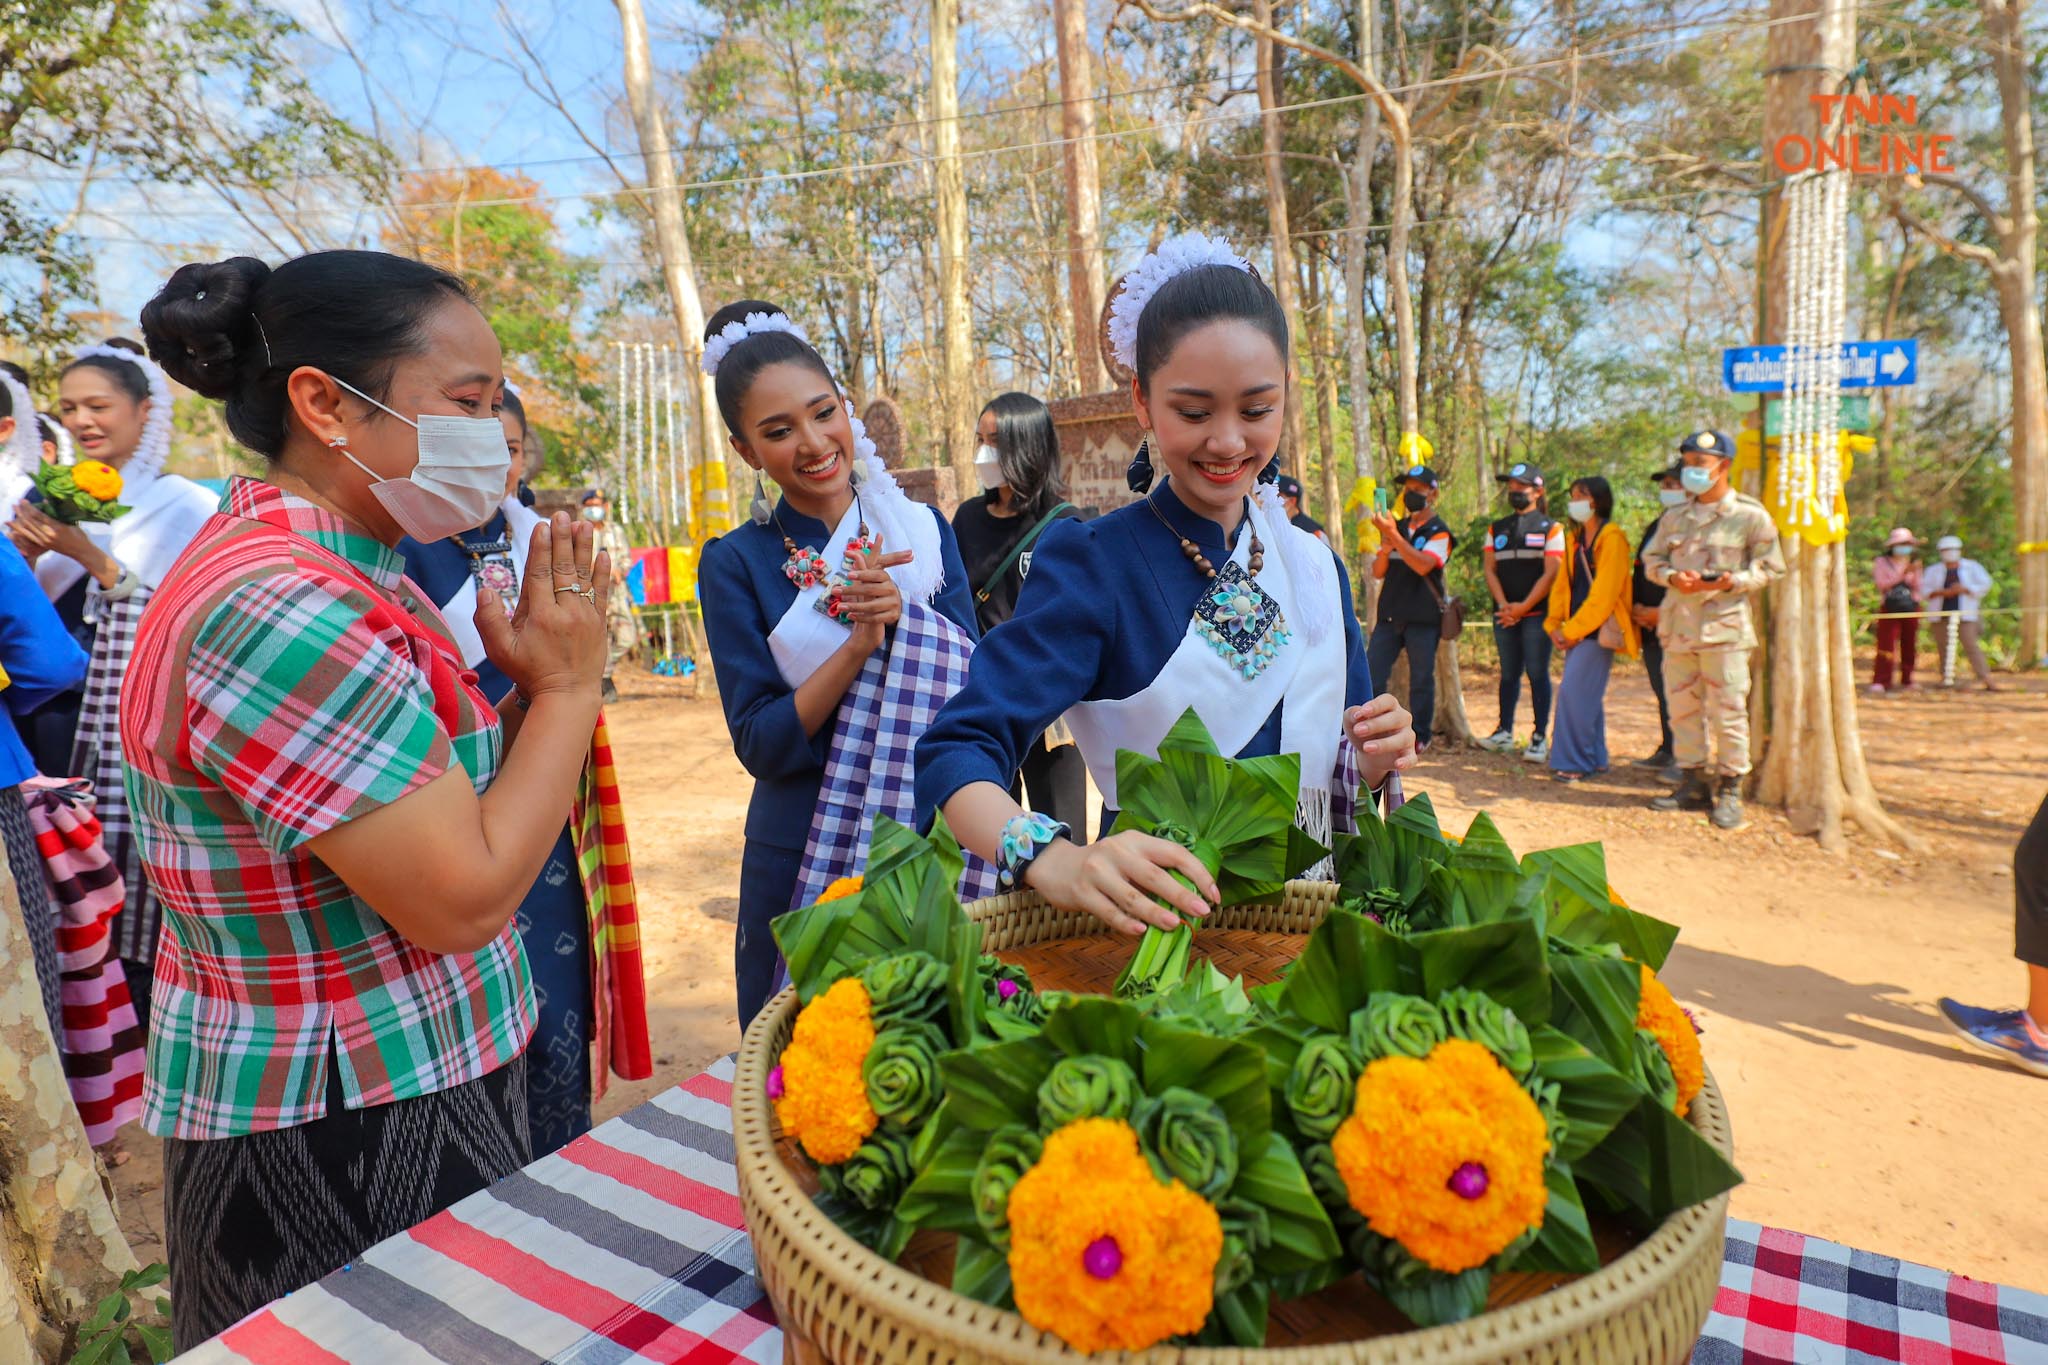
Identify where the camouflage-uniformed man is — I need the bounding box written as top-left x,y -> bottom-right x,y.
1642,429 -> 1785,830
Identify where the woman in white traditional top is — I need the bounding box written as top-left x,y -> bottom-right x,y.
695,300 -> 984,1029
915,234 -> 1417,932
7,340 -> 218,1022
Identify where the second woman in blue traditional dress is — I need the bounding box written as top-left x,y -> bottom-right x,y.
916,234 -> 1417,931
696,302 -> 983,1029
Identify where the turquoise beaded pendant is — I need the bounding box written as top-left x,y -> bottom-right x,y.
1193,559 -> 1291,680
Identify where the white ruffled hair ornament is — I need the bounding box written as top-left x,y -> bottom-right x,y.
1108,231 -> 1333,645
701,312 -> 810,378
71,343 -> 174,485
0,369 -> 40,486
842,396 -> 945,605
45,418 -> 75,467
1105,230 -> 1252,373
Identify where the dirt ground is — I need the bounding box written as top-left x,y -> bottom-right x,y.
109,651 -> 2048,1295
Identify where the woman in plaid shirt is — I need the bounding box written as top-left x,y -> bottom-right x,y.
127,251 -> 612,1348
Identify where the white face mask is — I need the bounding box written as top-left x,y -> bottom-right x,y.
1941,549 -> 1962,563
582,504 -> 606,522
1658,487 -> 1687,508
328,374 -> 511,542
1567,498 -> 1595,523
973,444 -> 1004,491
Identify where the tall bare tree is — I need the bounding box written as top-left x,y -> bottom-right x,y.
932,0 -> 975,494
1752,0 -> 1913,850
1251,0 -> 1312,485
614,0 -> 730,524
1886,0 -> 2046,664
1054,0 -> 1110,392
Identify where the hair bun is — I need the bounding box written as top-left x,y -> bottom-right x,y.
141,257 -> 271,399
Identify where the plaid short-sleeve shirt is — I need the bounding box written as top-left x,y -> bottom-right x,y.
123,478 -> 535,1140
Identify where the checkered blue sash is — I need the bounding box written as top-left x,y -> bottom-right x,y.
789,600 -> 997,914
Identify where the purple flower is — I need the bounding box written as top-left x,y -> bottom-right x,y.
1082,1235 -> 1123,1280
766,1065 -> 785,1101
996,978 -> 1020,1001
1447,1161 -> 1489,1200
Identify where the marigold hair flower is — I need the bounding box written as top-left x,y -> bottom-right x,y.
1331,1038 -> 1549,1274
774,976 -> 879,1164
1636,964 -> 1705,1116
1005,1118 -> 1222,1352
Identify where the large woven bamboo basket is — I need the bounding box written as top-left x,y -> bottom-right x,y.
734,883 -> 1734,1364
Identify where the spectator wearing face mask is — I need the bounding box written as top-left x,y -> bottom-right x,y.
1477,461 -> 1561,762
1868,526 -> 1923,696
1923,534 -> 1997,690
1369,464 -> 1457,753
1274,473 -> 1327,542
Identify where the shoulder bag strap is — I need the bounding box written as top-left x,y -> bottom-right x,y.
975,502 -> 1073,604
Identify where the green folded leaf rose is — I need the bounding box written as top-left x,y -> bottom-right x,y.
1351,993 -> 1447,1063
1036,1054 -> 1138,1129
1438,987 -> 1533,1077
860,951 -> 950,1027
1284,1035 -> 1358,1141
1133,1086 -> 1239,1200
970,1125 -> 1043,1245
862,1022 -> 945,1131
839,1130 -> 916,1210
1634,1028 -> 1679,1112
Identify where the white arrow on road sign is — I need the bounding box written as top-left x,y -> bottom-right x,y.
1880,347 -> 1909,379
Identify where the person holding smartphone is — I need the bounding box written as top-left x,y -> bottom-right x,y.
1641,429 -> 1784,830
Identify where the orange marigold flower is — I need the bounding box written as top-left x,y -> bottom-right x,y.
73,460 -> 123,501
1006,1118 -> 1222,1352
774,977 -> 879,1164
1636,964 -> 1704,1117
1331,1038 -> 1549,1275
819,875 -> 863,903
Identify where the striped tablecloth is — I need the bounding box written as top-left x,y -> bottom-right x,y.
178,1056 -> 2048,1365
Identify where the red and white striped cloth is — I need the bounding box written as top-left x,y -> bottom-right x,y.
174,1055 -> 2048,1364
22,777 -> 143,1147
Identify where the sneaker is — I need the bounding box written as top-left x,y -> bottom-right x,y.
1632,747 -> 1674,769
1522,736 -> 1548,763
1477,729 -> 1516,754
1866,683 -> 1886,697
1710,777 -> 1747,831
1659,761 -> 1683,784
1937,999 -> 2048,1078
1650,770 -> 1711,812
601,677 -> 622,705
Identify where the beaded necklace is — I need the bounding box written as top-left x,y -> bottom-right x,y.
775,498 -> 876,625
1147,492 -> 1291,681
447,520 -> 519,606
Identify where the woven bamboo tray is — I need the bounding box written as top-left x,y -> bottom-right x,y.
734,883 -> 1735,1364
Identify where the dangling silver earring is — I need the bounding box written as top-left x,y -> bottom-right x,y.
749,475 -> 772,526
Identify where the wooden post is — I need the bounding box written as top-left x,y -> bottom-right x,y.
1252,0 -> 1311,484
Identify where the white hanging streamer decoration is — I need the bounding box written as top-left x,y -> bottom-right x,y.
70,343 -> 174,484
1105,231 -> 1253,372
1777,169 -> 1849,535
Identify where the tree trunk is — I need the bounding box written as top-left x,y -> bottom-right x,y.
0,859 -> 137,1362
932,0 -> 974,497
1983,0 -> 2047,663
614,0 -> 727,528
1754,0 -> 1913,851
1309,253 -> 1347,555
1253,0 -> 1311,484
1053,0 -> 1108,392
1343,0 -> 1382,486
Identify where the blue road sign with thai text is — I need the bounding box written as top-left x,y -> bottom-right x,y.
1722,340 -> 1918,392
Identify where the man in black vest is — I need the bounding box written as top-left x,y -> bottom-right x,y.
1275,473 -> 1327,542
1630,462 -> 1687,779
1368,464 -> 1457,752
1476,461 -> 1562,761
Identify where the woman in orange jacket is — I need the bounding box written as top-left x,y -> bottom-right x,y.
1545,476 -> 1638,781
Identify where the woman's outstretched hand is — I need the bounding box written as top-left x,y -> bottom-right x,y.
1024,833 -> 1219,936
